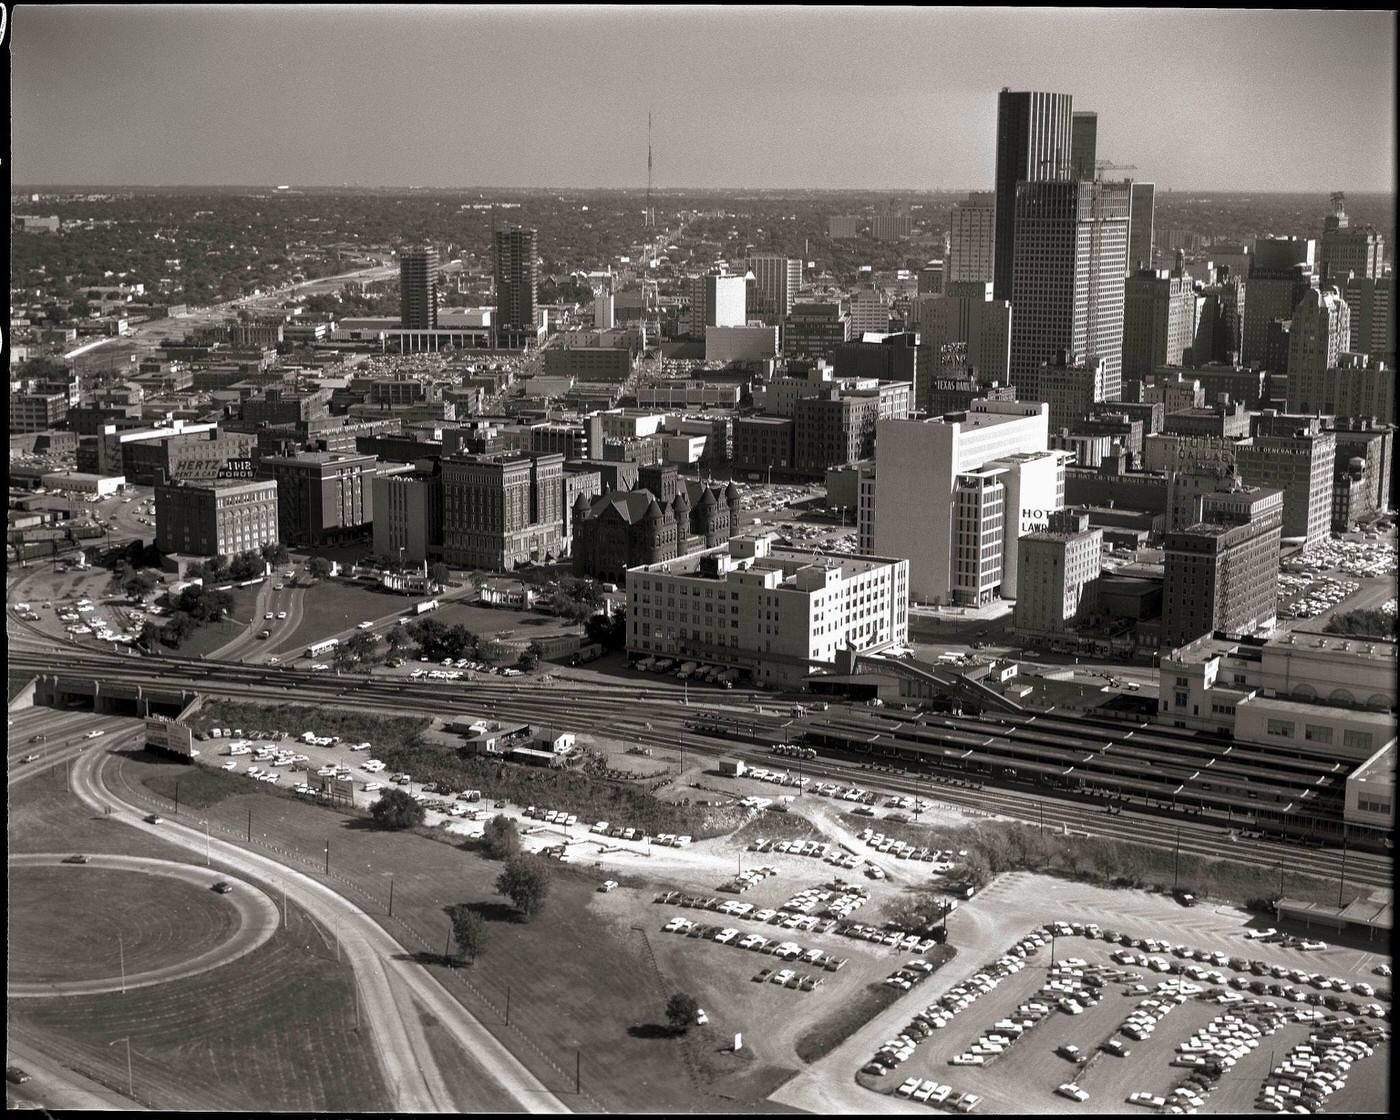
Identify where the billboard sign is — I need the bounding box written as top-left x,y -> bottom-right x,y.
216,458 -> 257,481
145,716 -> 194,758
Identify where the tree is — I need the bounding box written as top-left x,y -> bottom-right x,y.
346,630 -> 379,663
261,541 -> 290,566
228,550 -> 263,580
369,788 -> 425,830
482,814 -> 521,860
122,569 -> 158,601
585,609 -> 627,651
333,643 -> 359,672
516,647 -> 540,672
429,562 -> 451,587
204,553 -> 229,580
476,637 -> 508,664
665,992 -> 700,1034
308,557 -> 333,580
449,905 -> 487,963
162,611 -> 196,648
137,620 -> 164,652
495,856 -> 550,920
383,627 -> 407,655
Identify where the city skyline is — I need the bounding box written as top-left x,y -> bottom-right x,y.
11,6 -> 1396,193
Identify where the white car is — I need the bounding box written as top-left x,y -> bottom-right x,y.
357,621 -> 374,630
277,611 -> 287,619
363,782 -> 383,792
1056,1084 -> 1089,1102
86,730 -> 105,739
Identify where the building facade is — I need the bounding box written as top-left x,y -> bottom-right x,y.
1013,509 -> 1103,633
155,478 -> 280,558
746,254 -> 802,322
626,534 -> 909,688
493,227 -> 539,349
993,88 -> 1074,302
948,191 -> 996,285
371,467 -> 444,565
440,451 -> 564,570
1122,266 -> 1197,380
1235,415 -> 1336,545
399,246 -> 439,330
1243,237 -> 1316,367
260,451 -> 377,546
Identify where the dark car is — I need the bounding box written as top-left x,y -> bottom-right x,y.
212,881 -> 234,894
6,1067 -> 31,1085
29,734 -> 46,744
62,854 -> 90,864
144,814 -> 163,824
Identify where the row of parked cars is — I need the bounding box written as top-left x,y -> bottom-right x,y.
855,829 -> 959,869
1256,1029 -> 1376,1113
808,782 -> 879,804
893,1077 -> 980,1111
748,836 -> 827,858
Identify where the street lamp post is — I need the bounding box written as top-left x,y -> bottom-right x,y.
108,1037 -> 134,1099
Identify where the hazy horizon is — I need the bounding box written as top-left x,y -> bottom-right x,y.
11,6 -> 1397,193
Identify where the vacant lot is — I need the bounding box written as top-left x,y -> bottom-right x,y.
9,866 -> 240,983
189,701 -> 430,755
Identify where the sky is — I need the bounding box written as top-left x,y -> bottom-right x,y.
10,5 -> 1397,192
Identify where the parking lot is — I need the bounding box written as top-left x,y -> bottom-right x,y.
856,918 -> 1390,1114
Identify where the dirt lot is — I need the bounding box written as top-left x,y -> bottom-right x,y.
771,872 -> 1391,1116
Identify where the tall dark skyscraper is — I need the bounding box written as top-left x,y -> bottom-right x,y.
494,227 -> 539,349
1071,111 -> 1098,180
993,88 -> 1074,302
399,246 -> 439,330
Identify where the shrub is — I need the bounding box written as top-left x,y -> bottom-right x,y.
482,814 -> 521,860
665,992 -> 699,1034
370,789 -> 425,830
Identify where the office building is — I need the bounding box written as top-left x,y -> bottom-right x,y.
399,246 -> 439,330
908,280 -> 1012,401
1243,237 -> 1317,367
732,416 -> 795,476
1128,182 -> 1156,271
1162,484 -> 1283,647
832,332 -> 920,391
372,466 -> 444,565
993,88 -> 1074,302
1070,111 -> 1097,180
1038,350 -> 1108,430
793,392 -> 882,473
848,288 -> 892,335
625,533 -> 909,689
1331,421 -> 1394,530
746,254 -> 802,321
493,227 -> 539,349
87,423 -> 254,485
543,346 -> 633,383
260,451 -> 377,546
1176,363 -> 1266,410
10,391 -> 69,433
705,325 -> 780,364
155,478 -> 279,558
870,399 -> 1064,605
1293,352 -> 1394,424
1320,199 -> 1385,285
1009,178 -> 1131,403
1161,401 -> 1251,440
783,302 -> 851,360
1013,509 -> 1103,634
1122,266 -> 1197,380
1342,275 -> 1395,366
872,210 -> 914,241
918,261 -> 944,296
1286,286 -> 1351,410
828,215 -> 861,239
1235,414 -> 1336,545
571,472 -> 739,584
688,272 -> 747,338
440,451 -> 564,571
1193,268 -> 1247,364
947,191 -> 996,285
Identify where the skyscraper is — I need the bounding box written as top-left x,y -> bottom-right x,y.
1009,178 -> 1131,404
1243,237 -> 1317,367
906,280 -> 1012,398
1122,265 -> 1198,380
1128,182 -> 1156,271
746,253 -> 802,322
1320,197 -> 1385,285
947,191 -> 996,285
493,227 -> 539,349
1285,287 -> 1351,412
399,246 -> 439,330
1070,111 -> 1098,179
1343,275 -> 1395,366
993,88 -> 1074,302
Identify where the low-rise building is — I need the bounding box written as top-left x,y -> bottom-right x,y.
625,533 -> 909,689
1012,509 -> 1103,634
155,478 -> 280,558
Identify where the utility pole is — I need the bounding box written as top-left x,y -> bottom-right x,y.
325,840 -> 330,875
204,819 -> 210,866
1173,827 -> 1181,891
1337,835 -> 1348,909
575,1048 -> 581,1095
444,917 -> 453,967
247,807 -> 252,841
119,934 -> 126,994
505,985 -> 511,1026
174,779 -> 180,815
388,875 -> 394,918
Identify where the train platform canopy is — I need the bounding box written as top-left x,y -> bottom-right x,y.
1277,895 -> 1393,935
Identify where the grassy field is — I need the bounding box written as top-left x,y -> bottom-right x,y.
189,700 -> 430,754
9,898 -> 393,1112
101,747 -> 816,1113
143,761 -> 251,810
162,584 -> 261,658
9,866 -> 240,983
840,813 -> 1367,910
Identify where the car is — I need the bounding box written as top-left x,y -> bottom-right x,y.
277,611 -> 287,619
357,621 -> 374,630
1056,1084 -> 1089,1102
212,881 -> 234,894
28,734 -> 46,743
265,612 -> 274,620
21,754 -> 40,763
695,1008 -> 708,1025
63,854 -> 90,864
144,814 -> 163,824
6,1067 -> 31,1085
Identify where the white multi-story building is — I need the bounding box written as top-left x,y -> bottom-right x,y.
848,288 -> 891,336
626,533 -> 909,689
947,191 -> 996,285
688,273 -> 747,338
869,399 -> 1067,605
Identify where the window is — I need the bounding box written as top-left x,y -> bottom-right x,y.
1343,730 -> 1374,751
1266,720 -> 1294,738
1304,725 -> 1333,744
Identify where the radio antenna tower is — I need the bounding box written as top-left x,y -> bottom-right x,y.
646,111 -> 655,229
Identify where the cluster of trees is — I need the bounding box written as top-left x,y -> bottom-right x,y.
370,788 -> 425,830
444,850 -> 553,965
405,618 -> 508,664
549,577 -> 603,624
189,542 -> 290,584
156,583 -> 235,648
585,610 -> 627,651
1324,608 -> 1396,639
482,814 -> 521,860
110,562 -> 159,602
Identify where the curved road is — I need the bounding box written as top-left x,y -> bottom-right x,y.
8,853 -> 280,998
62,744 -> 571,1114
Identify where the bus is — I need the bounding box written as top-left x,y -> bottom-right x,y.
306,638 -> 340,659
